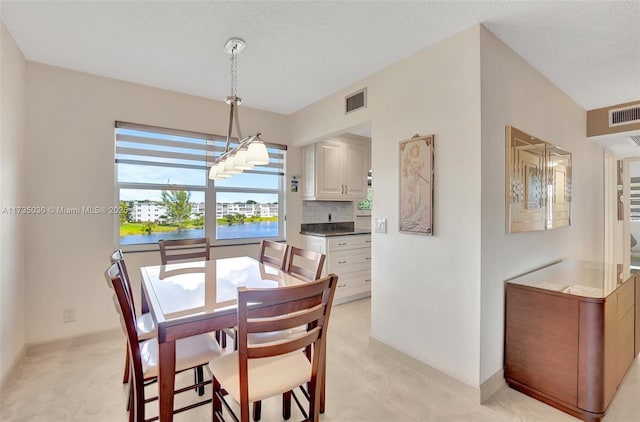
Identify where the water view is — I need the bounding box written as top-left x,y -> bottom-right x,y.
120,221 -> 278,245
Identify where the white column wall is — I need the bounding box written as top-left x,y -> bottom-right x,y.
478,27 -> 604,383
0,22 -> 27,382
290,26 -> 483,386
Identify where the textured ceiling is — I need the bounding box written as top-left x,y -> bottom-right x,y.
1,1 -> 639,117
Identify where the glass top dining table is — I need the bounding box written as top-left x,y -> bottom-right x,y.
140,256 -> 306,422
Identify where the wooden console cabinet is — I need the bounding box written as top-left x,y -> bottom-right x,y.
505,260 -> 638,422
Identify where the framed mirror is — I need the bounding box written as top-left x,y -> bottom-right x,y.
546,145 -> 572,229
506,126 -> 547,233
505,126 -> 572,233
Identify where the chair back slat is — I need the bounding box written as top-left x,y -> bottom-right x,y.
286,246 -> 325,281
243,295 -> 321,319
259,240 -> 289,270
247,304 -> 324,334
247,328 -> 321,359
159,238 -> 210,265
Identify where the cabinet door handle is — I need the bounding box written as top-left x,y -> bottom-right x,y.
365,240 -> 372,243
338,242 -> 347,246
345,184 -> 348,194
337,260 -> 347,264
338,283 -> 347,288
365,257 -> 371,260
365,279 -> 371,282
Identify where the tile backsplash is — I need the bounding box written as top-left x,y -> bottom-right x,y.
302,201 -> 353,223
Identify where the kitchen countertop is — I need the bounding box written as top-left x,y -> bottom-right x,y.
300,229 -> 371,237
300,222 -> 371,237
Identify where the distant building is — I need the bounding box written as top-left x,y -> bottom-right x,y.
131,202 -> 167,223
260,203 -> 278,217
216,203 -> 256,218
128,201 -> 276,222
191,202 -> 205,219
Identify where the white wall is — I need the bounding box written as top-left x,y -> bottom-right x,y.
478,27 -> 604,383
290,26 -> 483,386
0,22 -> 27,382
24,63 -> 293,344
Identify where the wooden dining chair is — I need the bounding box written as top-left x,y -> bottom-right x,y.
209,273 -> 339,422
259,239 -> 289,270
246,246 -> 326,420
159,237 -> 210,264
286,246 -> 326,282
223,240 -> 291,352
110,250 -> 156,384
105,263 -> 222,422
158,237 -> 228,346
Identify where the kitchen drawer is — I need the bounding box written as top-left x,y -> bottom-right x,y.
327,249 -> 371,274
335,271 -> 371,290
335,272 -> 371,301
327,235 -> 371,252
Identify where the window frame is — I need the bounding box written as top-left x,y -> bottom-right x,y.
115,121 -> 286,250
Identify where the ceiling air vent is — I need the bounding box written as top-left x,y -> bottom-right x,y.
609,104 -> 640,127
345,88 -> 367,114
628,135 -> 640,146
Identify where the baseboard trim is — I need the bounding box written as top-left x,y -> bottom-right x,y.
25,328 -> 122,356
480,368 -> 505,403
0,344 -> 26,393
334,291 -> 371,306
369,337 -> 481,402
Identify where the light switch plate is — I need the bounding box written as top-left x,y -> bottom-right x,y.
375,218 -> 387,233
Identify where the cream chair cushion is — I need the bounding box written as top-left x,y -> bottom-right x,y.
209,350 -> 311,403
136,313 -> 156,340
140,333 -> 222,379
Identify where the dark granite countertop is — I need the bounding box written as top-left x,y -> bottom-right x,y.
300,222 -> 371,237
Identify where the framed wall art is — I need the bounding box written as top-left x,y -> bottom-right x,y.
399,134 -> 434,235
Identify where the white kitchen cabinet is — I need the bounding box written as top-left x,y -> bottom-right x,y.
301,233 -> 371,304
303,138 -> 369,201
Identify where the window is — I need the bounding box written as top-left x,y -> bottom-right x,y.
631,176 -> 640,222
357,170 -> 372,212
115,122 -> 286,247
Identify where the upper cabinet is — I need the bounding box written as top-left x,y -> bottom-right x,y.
303,138 -> 370,201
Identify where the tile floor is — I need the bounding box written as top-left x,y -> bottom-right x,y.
1,298 -> 639,421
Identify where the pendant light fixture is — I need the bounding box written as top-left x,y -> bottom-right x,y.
209,38 -> 269,180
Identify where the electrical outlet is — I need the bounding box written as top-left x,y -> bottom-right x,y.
63,307 -> 76,323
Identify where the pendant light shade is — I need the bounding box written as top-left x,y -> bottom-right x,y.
208,164 -> 217,179
246,139 -> 269,165
224,155 -> 241,174
216,162 -> 230,178
233,147 -> 254,171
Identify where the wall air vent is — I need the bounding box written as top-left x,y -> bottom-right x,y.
628,135 -> 640,146
345,88 -> 367,114
609,104 -> 640,127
